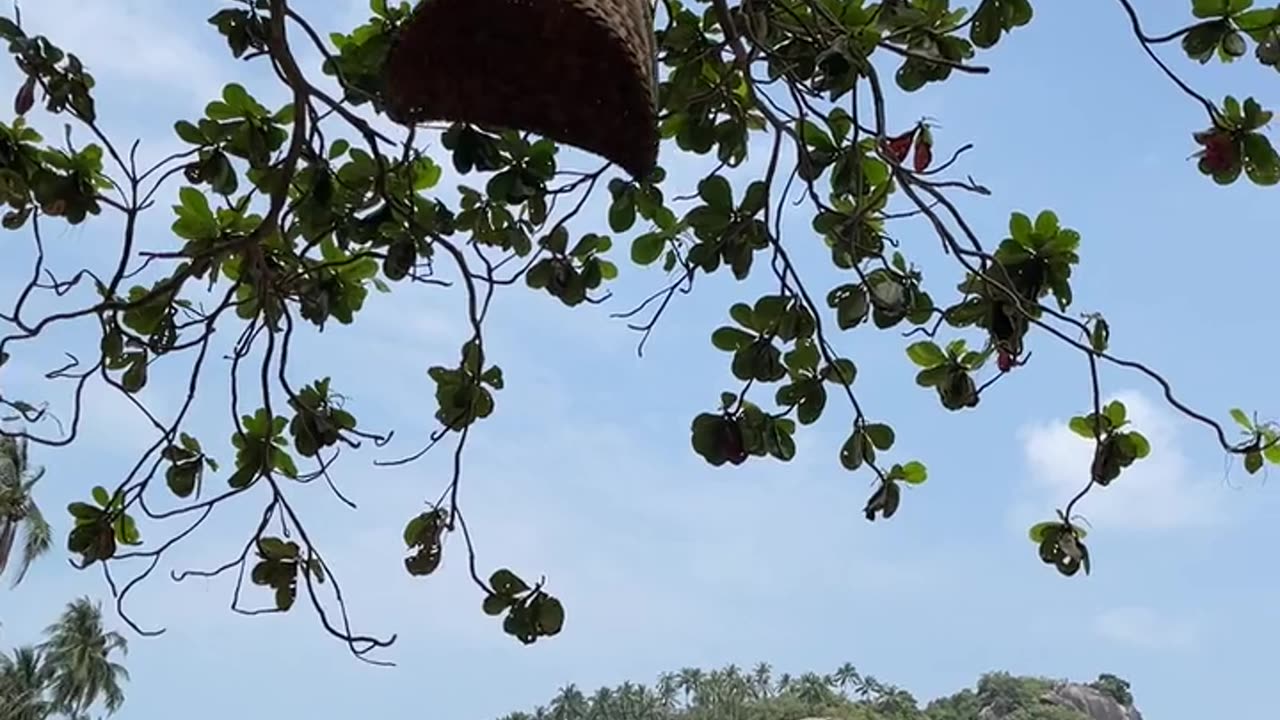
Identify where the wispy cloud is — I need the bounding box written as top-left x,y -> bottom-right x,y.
1093,606 -> 1199,652
1012,390 -> 1225,533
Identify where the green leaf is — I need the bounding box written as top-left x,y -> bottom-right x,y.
1069,416 -> 1098,439
697,175 -> 733,211
174,120 -> 205,145
490,568 -> 530,597
825,359 -> 857,386
166,463 -> 199,498
1192,0 -> 1237,18
121,356 -> 148,393
483,593 -> 511,616
92,486 -> 111,507
915,366 -> 949,388
630,233 -> 665,265
1008,212 -> 1032,242
840,430 -> 868,471
905,341 -> 947,368
1126,431 -> 1151,460
971,0 -> 1032,48
864,423 -> 895,451
740,181 -> 768,216
1034,210 -> 1059,237
1242,133 -> 1280,185
537,596 -> 565,635
1103,400 -> 1127,427
1230,408 -> 1253,430
1245,450 -> 1264,474
68,502 -> 101,521
729,303 -> 756,330
1028,521 -> 1059,543
0,17 -> 23,40
799,120 -> 836,152
227,462 -> 258,489
1183,20 -> 1229,61
898,461 -> 928,485
609,193 -> 636,232
711,326 -> 754,352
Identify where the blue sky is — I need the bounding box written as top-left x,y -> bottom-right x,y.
1,1 -> 1278,719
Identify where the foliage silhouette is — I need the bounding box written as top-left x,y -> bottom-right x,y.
0,0 -> 1276,660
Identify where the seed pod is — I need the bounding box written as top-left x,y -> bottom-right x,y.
14,75 -> 35,116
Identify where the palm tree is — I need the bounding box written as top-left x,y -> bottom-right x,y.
676,667 -> 702,705
750,662 -> 772,699
0,645 -> 54,720
39,598 -> 129,718
655,673 -> 679,712
832,662 -> 861,696
0,435 -> 51,587
550,684 -> 588,720
795,672 -> 833,708
586,686 -> 613,720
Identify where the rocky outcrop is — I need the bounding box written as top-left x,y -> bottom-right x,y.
970,680 -> 1143,720
1038,682 -> 1144,720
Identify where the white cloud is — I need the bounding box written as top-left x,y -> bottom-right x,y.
1013,390 -> 1224,533
1093,606 -> 1199,652
11,1 -> 225,106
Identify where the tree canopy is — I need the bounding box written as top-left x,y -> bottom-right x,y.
0,597 -> 130,720
490,661 -> 1135,720
0,0 -> 1277,661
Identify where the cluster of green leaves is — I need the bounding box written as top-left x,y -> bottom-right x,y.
251,536 -> 324,612
1025,400 -> 1154,576
1193,95 -> 1279,185
0,16 -> 95,120
228,409 -> 299,489
322,0 -> 413,113
66,486 -> 141,567
696,295 -> 866,471
1178,0 -> 1280,185
1070,400 -> 1152,486
0,118 -> 109,228
161,433 -> 218,499
402,507 -> 448,577
288,378 -> 358,458
428,340 -> 504,431
683,176 -> 771,279
526,229 -> 618,306
1028,519 -> 1091,578
907,339 -> 988,410
1230,408 -> 1280,474
1182,0 -> 1280,69
481,568 -> 565,645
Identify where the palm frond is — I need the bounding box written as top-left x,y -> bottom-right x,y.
0,519 -> 15,579
12,500 -> 51,587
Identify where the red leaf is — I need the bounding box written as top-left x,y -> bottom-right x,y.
912,139 -> 933,172
882,129 -> 916,163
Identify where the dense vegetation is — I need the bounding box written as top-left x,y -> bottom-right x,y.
0,0 -> 1276,661
0,598 -> 130,720
495,663 -> 1135,720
